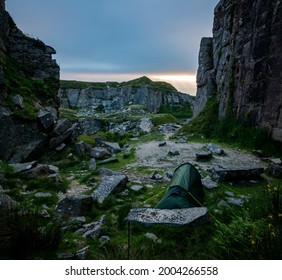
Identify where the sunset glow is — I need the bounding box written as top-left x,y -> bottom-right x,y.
61,72 -> 197,95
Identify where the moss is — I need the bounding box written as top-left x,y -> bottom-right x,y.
151,114 -> 179,126
2,57 -> 58,119
159,101 -> 193,119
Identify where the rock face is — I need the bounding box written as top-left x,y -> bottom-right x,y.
59,83 -> 193,114
194,0 -> 282,143
0,6 -> 61,162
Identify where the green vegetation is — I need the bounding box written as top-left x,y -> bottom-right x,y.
159,101 -> 193,119
2,57 -> 58,119
60,76 -> 178,94
181,96 -> 279,155
151,113 -> 179,126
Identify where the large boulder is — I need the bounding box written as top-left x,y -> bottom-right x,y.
56,195 -> 93,217
92,175 -> 128,204
125,207 -> 208,226
212,166 -> 264,181
0,194 -> 18,210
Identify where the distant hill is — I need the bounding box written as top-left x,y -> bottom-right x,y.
60,76 -> 178,94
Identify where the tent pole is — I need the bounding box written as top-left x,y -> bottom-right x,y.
127,221 -> 131,260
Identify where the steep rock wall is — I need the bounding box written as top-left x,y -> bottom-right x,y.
59,86 -> 193,114
194,0 -> 282,143
0,6 -> 60,162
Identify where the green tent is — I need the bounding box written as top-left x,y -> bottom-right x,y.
155,162 -> 204,209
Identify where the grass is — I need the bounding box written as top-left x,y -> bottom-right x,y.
151,114 -> 179,126
180,96 -> 280,156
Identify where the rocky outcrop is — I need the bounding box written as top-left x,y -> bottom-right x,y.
59,84 -> 193,114
194,0 -> 282,143
0,6 -> 63,162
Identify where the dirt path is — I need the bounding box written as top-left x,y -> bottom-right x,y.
125,138 -> 267,182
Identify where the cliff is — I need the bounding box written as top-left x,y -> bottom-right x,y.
194,0 -> 282,143
0,5 -> 60,162
59,77 -> 194,115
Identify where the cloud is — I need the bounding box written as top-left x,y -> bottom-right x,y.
7,0 -> 218,81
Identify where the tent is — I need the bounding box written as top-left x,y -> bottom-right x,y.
155,162 -> 204,209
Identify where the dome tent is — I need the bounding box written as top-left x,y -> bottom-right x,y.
155,162 -> 204,209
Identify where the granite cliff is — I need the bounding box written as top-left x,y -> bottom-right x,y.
0,4 -> 62,162
59,77 -> 194,115
194,0 -> 282,143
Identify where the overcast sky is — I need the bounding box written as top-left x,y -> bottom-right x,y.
7,0 -> 218,94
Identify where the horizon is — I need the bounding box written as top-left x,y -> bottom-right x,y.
7,0 -> 219,95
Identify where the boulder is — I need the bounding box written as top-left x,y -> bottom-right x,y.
266,163 -> 282,178
196,151 -> 212,161
9,161 -> 38,173
92,175 -> 128,204
206,143 -> 224,155
98,168 -> 122,177
125,207 -> 208,226
202,177 -> 218,189
99,157 -> 118,165
37,110 -> 54,132
95,138 -> 121,154
158,141 -> 167,147
130,185 -> 144,192
89,158 -> 96,171
56,195 -> 93,217
137,118 -> 153,133
52,119 -> 72,136
12,94 -> 24,109
90,147 -> 111,160
74,141 -> 92,157
76,215 -> 107,239
212,166 -> 264,181
0,194 -> 18,210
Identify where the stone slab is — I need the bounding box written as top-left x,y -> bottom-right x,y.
125,207 -> 208,226
212,166 -> 264,181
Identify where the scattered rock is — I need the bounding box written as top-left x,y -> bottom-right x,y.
74,141 -> 92,157
0,194 -> 18,210
99,235 -> 111,245
9,161 -> 38,173
196,151 -> 212,161
150,171 -> 163,180
98,168 -> 122,176
226,197 -> 244,207
266,163 -> 282,178
206,143 -> 224,155
90,147 -> 111,160
270,158 -> 282,165
137,118 -> 153,133
37,110 -> 54,132
225,191 -> 234,197
99,157 -> 118,165
89,158 -> 96,171
55,143 -> 66,152
120,189 -> 129,196
92,175 -> 128,203
34,192 -> 52,198
217,200 -> 229,208
56,195 -> 93,217
212,166 -> 264,181
40,209 -> 51,218
158,141 -> 167,147
96,138 -> 121,153
76,246 -> 89,260
130,185 -> 144,192
168,150 -> 180,156
12,94 -> 24,109
175,138 -> 186,143
202,177 -> 218,189
80,215 -> 107,239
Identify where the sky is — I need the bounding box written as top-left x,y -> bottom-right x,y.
6,0 -> 219,95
